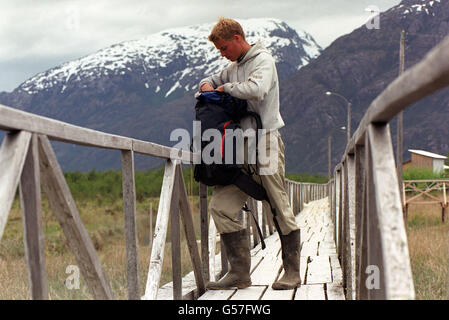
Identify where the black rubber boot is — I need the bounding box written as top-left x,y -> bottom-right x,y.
272,229 -> 301,290
206,229 -> 252,290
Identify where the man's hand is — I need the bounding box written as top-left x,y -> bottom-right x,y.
215,85 -> 225,92
200,83 -> 214,92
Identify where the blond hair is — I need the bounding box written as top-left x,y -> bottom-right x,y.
208,17 -> 246,42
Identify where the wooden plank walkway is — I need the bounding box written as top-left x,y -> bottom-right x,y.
158,198 -> 345,300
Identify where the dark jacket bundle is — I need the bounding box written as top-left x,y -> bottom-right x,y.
193,91 -> 268,202
193,91 -> 285,248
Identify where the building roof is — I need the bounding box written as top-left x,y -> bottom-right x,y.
408,149 -> 447,160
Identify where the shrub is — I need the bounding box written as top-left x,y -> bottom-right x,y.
286,172 -> 328,184
403,167 -> 446,181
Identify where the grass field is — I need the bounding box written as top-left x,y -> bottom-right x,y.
405,194 -> 449,300
0,195 -> 200,300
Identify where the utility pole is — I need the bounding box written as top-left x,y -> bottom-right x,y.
398,29 -> 405,211
328,135 -> 332,180
347,102 -> 352,144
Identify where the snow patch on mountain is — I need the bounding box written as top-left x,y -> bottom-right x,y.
18,18 -> 322,98
401,0 -> 440,15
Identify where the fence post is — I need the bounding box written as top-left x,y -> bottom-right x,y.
365,124 -> 415,299
354,144 -> 365,300
20,134 -> 48,300
121,150 -> 140,300
200,183 -> 209,282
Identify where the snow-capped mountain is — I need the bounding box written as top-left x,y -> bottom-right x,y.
397,0 -> 441,16
0,18 -> 322,171
16,18 -> 321,99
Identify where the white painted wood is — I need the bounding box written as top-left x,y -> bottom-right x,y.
250,254 -> 282,286
327,283 -> 345,300
344,154 -> 357,300
230,286 -> 266,300
250,238 -> 282,286
143,160 -> 177,300
301,241 -> 318,257
318,243 -> 337,255
198,289 -> 235,300
158,247 -> 225,300
0,131 -> 31,241
329,255 -> 343,286
306,256 -> 332,284
294,284 -> 325,300
367,124 -> 415,299
300,256 -> 308,285
157,269 -> 198,300
261,287 -> 295,300
208,218 -> 217,282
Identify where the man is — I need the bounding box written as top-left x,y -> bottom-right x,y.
198,17 -> 301,290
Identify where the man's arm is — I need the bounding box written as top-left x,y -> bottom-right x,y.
200,83 -> 215,92
199,68 -> 229,92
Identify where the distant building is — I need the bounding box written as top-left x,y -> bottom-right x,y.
403,149 -> 447,174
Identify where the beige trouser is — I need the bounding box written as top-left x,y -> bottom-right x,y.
209,130 -> 299,236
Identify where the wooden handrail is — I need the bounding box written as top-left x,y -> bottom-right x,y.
329,32 -> 449,301
0,103 -> 198,163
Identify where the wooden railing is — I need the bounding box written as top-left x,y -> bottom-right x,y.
329,33 -> 449,300
0,103 -> 330,300
0,104 -> 198,300
402,179 -> 449,222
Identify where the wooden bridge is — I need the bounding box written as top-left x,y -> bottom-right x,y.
2,33 -> 449,300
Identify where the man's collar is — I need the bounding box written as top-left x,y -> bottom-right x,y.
237,44 -> 254,63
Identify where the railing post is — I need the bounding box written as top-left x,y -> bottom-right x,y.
343,153 -> 356,300
364,124 -> 415,299
337,165 -> 344,260
354,144 -> 366,300
199,183 -> 209,282
143,160 -> 177,300
170,174 -> 182,300
20,134 -> 48,300
176,164 -> 206,297
0,131 -> 32,241
121,150 -> 140,300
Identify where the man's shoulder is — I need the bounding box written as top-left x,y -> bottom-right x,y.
248,50 -> 275,66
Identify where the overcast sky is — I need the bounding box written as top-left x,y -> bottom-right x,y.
0,0 -> 401,92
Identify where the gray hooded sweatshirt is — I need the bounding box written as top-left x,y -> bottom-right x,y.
198,41 -> 285,133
